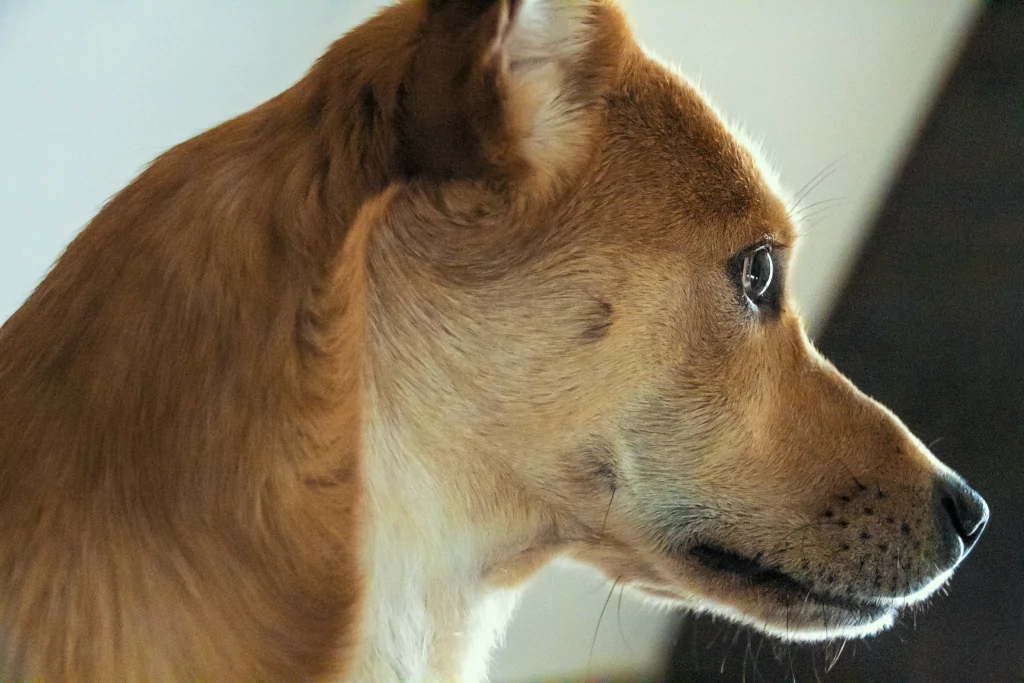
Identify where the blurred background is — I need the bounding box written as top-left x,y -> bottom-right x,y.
1,1 -> 1020,681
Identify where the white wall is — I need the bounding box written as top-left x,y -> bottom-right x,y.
0,1 -> 977,680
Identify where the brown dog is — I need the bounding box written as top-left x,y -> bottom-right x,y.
0,1 -> 988,681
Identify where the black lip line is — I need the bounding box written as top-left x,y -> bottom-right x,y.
690,544 -> 888,616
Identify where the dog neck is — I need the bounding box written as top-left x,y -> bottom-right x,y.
339,182 -> 593,683
352,394 -> 540,683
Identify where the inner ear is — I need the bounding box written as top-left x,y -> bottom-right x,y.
397,0 -> 525,180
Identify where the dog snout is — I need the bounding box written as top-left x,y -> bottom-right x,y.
933,474 -> 989,567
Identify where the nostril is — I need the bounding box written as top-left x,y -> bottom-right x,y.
941,495 -> 982,543
935,476 -> 989,559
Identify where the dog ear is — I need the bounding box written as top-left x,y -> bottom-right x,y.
396,0 -> 525,181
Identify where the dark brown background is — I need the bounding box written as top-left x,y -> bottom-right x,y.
665,1 -> 1024,681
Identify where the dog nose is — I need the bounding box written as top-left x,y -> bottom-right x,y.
933,475 -> 989,564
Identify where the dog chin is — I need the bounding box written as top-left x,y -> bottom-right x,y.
710,594 -> 898,642
634,578 -> 899,642
617,545 -> 917,642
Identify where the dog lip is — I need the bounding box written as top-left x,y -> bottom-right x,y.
690,544 -> 805,591
689,543 -> 886,616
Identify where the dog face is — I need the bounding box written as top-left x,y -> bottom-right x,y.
358,0 -> 987,642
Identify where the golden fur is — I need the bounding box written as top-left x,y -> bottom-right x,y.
0,1 -> 986,681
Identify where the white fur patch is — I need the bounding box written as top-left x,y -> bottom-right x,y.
352,389 -> 527,683
458,588 -> 522,683
507,0 -> 592,64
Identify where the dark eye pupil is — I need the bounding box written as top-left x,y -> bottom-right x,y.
742,247 -> 774,300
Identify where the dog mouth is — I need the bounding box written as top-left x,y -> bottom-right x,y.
689,543 -> 892,620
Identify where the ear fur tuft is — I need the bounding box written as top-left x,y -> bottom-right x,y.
395,0 -> 614,193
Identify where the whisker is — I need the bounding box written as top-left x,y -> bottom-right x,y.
707,621 -> 729,651
742,631 -> 752,683
767,518 -> 827,557
827,638 -> 848,672
793,200 -> 852,235
796,200 -> 848,223
720,625 -> 744,675
787,636 -> 797,683
789,196 -> 846,218
829,452 -> 866,492
752,634 -> 766,683
585,577 -> 620,680
788,154 -> 850,210
599,484 -> 617,536
615,581 -> 634,654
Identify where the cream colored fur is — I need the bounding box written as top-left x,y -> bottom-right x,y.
352,8 -> 601,679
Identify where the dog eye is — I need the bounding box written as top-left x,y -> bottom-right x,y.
742,246 -> 774,302
733,244 -> 782,314
727,242 -> 782,316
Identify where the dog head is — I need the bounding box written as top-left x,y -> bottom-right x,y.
350,0 -> 988,641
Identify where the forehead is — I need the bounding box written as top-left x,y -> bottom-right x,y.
599,52 -> 796,251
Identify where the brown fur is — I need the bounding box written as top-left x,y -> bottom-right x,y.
0,1 -> 985,680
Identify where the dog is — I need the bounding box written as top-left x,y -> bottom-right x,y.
0,1 -> 989,681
